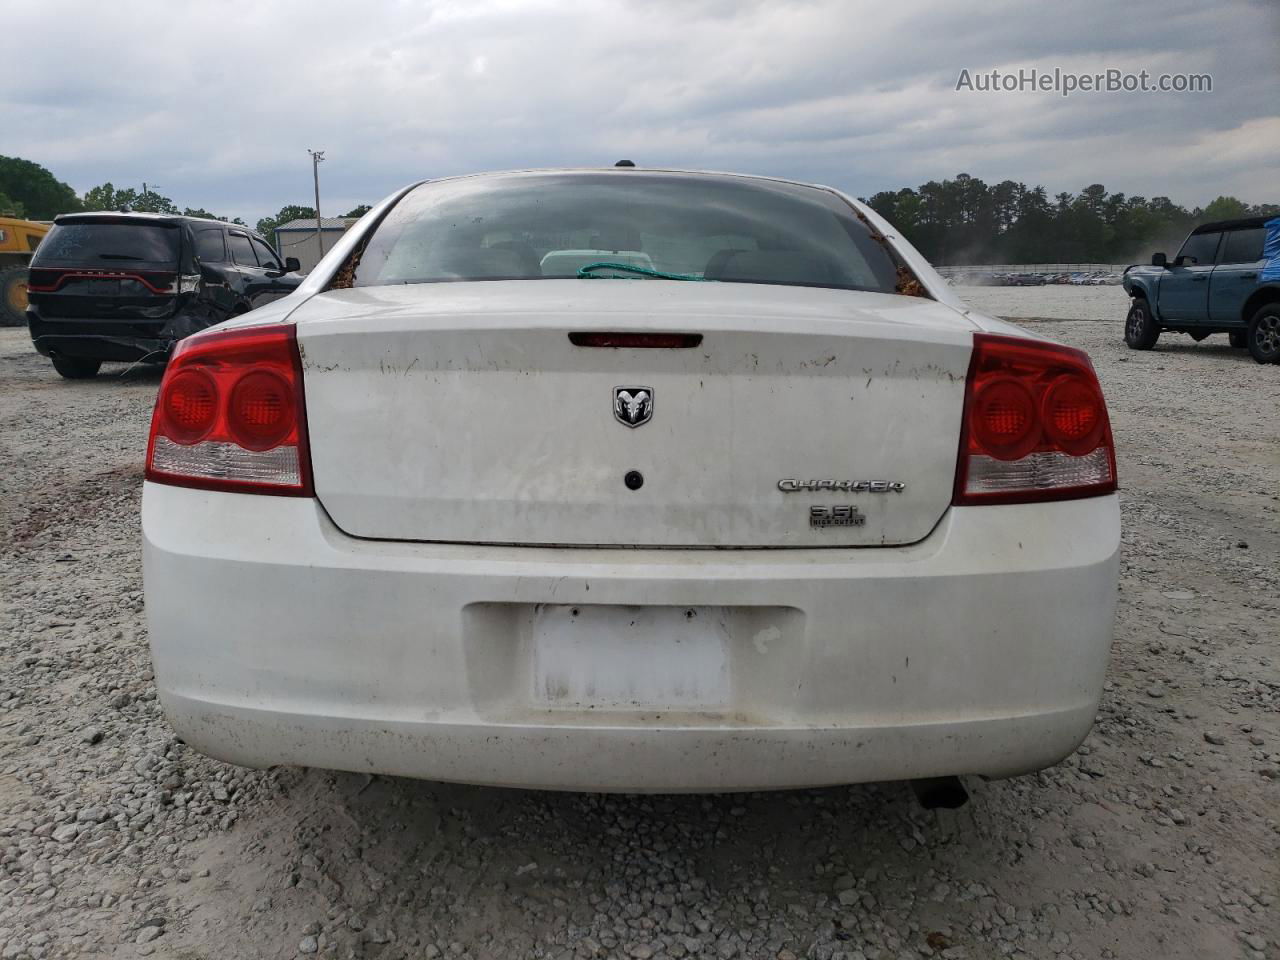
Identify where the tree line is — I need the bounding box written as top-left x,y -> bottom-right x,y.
4,154 -> 1275,265
0,156 -> 370,248
862,174 -> 1277,266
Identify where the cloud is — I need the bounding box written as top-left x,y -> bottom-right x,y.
4,0 -> 1276,224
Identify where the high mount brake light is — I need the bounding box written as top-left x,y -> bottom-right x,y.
953,333 -> 1116,505
145,325 -> 313,496
568,332 -> 703,348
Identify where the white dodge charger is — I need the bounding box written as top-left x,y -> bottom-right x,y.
142,169 -> 1119,795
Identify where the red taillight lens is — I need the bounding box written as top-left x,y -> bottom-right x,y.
1041,375 -> 1105,454
145,325 -> 312,496
25,269 -> 177,295
228,371 -> 295,451
160,369 -> 217,444
954,333 -> 1116,505
971,378 -> 1038,460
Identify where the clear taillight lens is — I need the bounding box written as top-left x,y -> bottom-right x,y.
954,334 -> 1116,505
145,325 -> 312,496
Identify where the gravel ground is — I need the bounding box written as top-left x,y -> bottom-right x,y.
955,285 -> 1130,323
1,289 -> 1277,960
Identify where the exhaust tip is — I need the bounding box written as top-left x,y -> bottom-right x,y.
911,776 -> 969,810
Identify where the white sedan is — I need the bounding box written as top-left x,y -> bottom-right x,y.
142,168 -> 1119,795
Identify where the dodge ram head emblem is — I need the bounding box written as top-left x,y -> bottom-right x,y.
613,387 -> 654,428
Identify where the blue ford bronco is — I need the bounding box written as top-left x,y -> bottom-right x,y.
1122,215 -> 1280,364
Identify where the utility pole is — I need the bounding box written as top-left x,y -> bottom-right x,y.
141,182 -> 159,212
307,149 -> 325,265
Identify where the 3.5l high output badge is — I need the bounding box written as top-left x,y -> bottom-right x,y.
614,387 -> 654,428
810,505 -> 866,528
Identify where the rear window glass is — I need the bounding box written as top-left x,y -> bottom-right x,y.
35,222 -> 180,265
1177,231 -> 1220,265
354,173 -> 903,294
1220,228 -> 1264,264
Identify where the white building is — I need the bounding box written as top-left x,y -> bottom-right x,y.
274,217 -> 359,273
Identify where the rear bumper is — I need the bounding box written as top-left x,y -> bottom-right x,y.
28,312 -> 170,362
142,484 -> 1120,791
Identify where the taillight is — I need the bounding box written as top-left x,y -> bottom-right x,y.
953,333 -> 1116,505
25,268 -> 178,295
145,325 -> 312,496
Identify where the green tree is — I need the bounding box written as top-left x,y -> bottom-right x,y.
990,180 -> 1023,234
343,204 -> 372,218
81,182 -> 177,214
866,173 -> 1271,264
0,156 -> 81,219
256,205 -> 316,243
1200,196 -> 1249,221
999,186 -> 1053,262
0,190 -> 24,217
82,182 -> 134,212
131,189 -> 179,214
1077,184 -> 1108,219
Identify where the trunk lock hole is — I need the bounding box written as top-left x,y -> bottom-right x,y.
624,470 -> 644,491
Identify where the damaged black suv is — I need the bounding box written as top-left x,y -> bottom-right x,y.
26,212 -> 303,379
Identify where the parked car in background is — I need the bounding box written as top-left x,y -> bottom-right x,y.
142,167 -> 1120,795
1122,215 -> 1280,363
26,212 -> 303,378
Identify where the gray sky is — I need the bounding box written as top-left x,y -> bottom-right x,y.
8,0 -> 1277,225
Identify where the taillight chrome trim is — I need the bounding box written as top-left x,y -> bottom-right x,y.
145,324 -> 314,497
953,333 -> 1117,506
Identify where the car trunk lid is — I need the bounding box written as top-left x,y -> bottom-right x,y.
297,281 -> 974,548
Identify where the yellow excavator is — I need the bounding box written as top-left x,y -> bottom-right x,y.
0,216 -> 50,326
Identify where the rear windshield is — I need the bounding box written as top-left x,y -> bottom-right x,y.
353,173 -> 903,293
34,222 -> 181,266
